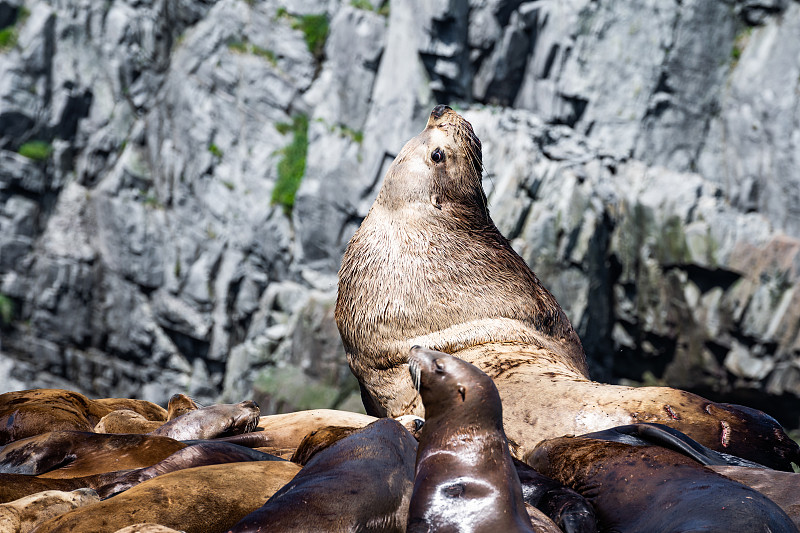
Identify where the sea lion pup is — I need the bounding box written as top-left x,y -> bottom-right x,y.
33,462 -> 301,533
0,488 -> 100,533
407,346 -> 536,533
149,400 -> 260,440
335,105 -> 800,470
0,431 -> 185,477
528,435 -> 797,533
227,418 -> 417,533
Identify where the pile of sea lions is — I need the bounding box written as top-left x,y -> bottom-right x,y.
1,105 -> 799,532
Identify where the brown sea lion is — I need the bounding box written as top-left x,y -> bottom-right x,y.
98,441 -> 284,499
165,394 -> 199,420
0,471 -> 124,504
32,461 -> 301,533
94,410 -> 163,434
0,390 -> 111,445
407,347 -> 536,532
0,431 -> 186,477
528,435 -> 797,532
93,398 -> 167,422
149,400 -> 260,441
0,488 -> 100,533
335,105 -> 800,470
709,466 -> 800,529
227,418 -> 417,533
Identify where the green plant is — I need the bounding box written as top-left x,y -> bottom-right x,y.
0,294 -> 13,325
208,143 -> 223,158
294,14 -> 329,58
228,39 -> 277,65
221,179 -> 235,191
272,114 -> 309,215
0,6 -> 29,51
18,140 -> 53,161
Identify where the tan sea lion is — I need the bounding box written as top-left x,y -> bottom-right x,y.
227,418 -> 417,533
528,435 -> 797,532
32,461 -> 301,533
94,410 -> 163,434
335,104 -> 800,470
113,525 -> 185,533
0,488 -> 100,533
407,346 -> 536,533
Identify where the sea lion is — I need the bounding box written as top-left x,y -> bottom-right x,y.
32,461 -> 301,533
227,418 -> 417,533
0,431 -> 186,477
407,346 -> 535,533
93,398 -> 168,422
335,105 -> 800,470
527,435 -> 797,532
0,488 -> 100,533
0,389 -> 111,445
165,394 -> 199,420
513,458 -> 597,533
94,410 -> 163,434
149,400 -> 260,441
113,525 -> 184,533
97,441 -> 284,499
709,466 -> 800,529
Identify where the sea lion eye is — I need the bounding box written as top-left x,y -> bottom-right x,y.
434,359 -> 445,373
431,148 -> 444,164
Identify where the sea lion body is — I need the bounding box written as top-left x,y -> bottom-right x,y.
335,105 -> 800,470
33,461 -> 301,533
709,466 -> 800,529
149,400 -> 260,441
0,431 -> 186,478
227,418 -> 417,533
407,346 -> 535,533
528,435 -> 797,532
0,488 -> 100,533
94,410 -> 163,434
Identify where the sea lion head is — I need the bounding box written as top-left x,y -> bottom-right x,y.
408,345 -> 501,425
376,105 -> 488,223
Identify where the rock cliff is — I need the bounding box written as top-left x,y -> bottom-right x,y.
1,0 -> 798,430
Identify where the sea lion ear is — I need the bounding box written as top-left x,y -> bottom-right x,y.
458,385 -> 466,401
431,195 -> 442,210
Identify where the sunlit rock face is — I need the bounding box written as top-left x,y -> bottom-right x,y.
0,0 -> 798,430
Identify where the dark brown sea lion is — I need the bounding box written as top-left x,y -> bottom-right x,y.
335,105 -> 800,470
527,435 -> 797,533
227,418 -> 417,533
0,488 -> 100,533
149,400 -> 260,441
97,441 -> 284,499
0,431 -> 186,477
32,461 -> 301,533
407,346 -> 536,533
0,471 -> 124,504
709,466 -> 800,530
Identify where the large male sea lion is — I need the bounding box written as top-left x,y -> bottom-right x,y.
335,105 -> 800,470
